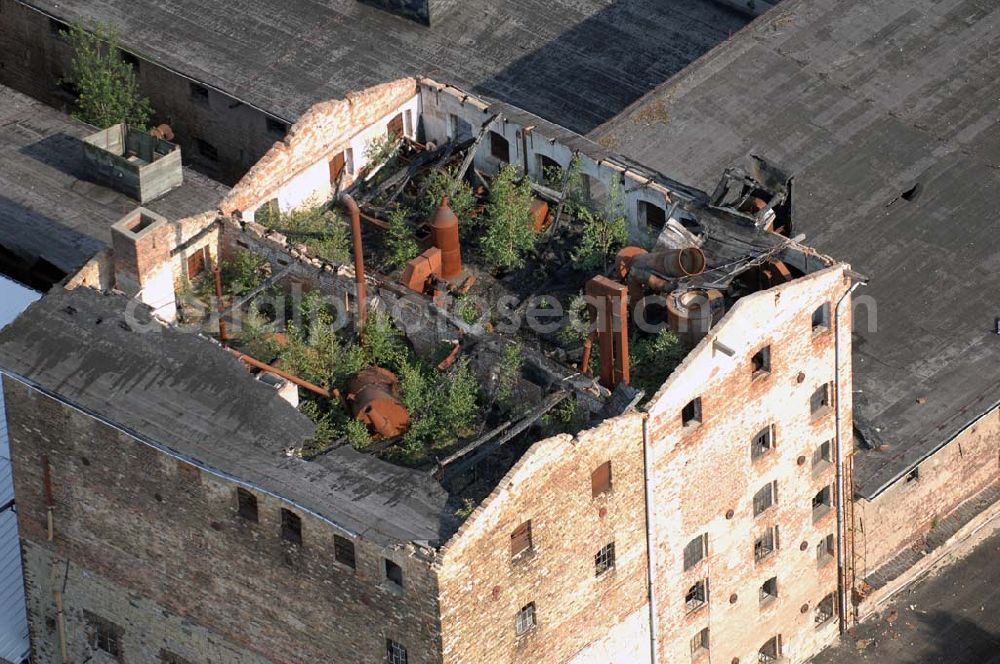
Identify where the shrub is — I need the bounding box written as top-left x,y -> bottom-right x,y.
456,295 -> 478,324
482,166 -> 537,271
439,360 -> 479,437
496,341 -> 523,412
66,22 -> 152,128
385,207 -> 419,270
421,167 -> 480,226
344,419 -> 371,449
361,311 -> 408,372
364,133 -> 401,173
222,251 -> 269,297
571,206 -> 628,272
630,329 -> 688,399
260,206 -> 350,264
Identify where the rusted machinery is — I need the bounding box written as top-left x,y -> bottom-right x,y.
430,196 -> 462,279
347,367 -> 410,438
530,199 -> 551,232
616,246 -> 707,293
401,247 -> 442,294
666,288 -> 726,345
585,275 -> 630,389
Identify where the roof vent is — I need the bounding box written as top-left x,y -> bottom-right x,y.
358,0 -> 448,26
82,124 -> 184,202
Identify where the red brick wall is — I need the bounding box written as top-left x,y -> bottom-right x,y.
644,266 -> 853,664
436,413 -> 650,664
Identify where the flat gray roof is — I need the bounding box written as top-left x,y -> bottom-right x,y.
0,85 -> 227,276
18,0 -> 747,133
0,288 -> 457,546
592,0 -> 1000,498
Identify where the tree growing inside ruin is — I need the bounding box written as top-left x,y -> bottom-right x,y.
66,22 -> 152,129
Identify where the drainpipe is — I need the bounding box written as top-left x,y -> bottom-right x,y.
834,276 -> 865,634
642,415 -> 659,663
338,194 -> 367,329
213,260 -> 228,346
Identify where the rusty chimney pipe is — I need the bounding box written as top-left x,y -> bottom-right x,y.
338,194 -> 367,328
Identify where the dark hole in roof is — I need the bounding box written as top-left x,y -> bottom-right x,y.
900,182 -> 921,202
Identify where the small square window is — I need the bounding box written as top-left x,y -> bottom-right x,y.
515,603 -> 536,636
812,303 -> 831,331
511,520 -> 532,559
754,525 -> 779,562
49,18 -> 70,38
595,542 -> 616,576
759,635 -> 782,663
685,579 -> 708,612
591,461 -> 612,497
683,534 -> 707,571
386,639 -> 408,664
190,82 -> 210,106
690,627 -> 709,659
236,488 -> 258,523
759,576 -> 778,604
682,397 -> 702,427
815,593 -> 836,625
385,559 -> 403,588
751,345 -> 771,377
905,468 -> 919,483
266,117 -> 288,137
638,200 -> 667,231
489,131 -> 510,163
334,534 -> 356,569
751,426 -> 774,461
753,481 -> 777,517
812,440 -> 832,470
120,50 -> 140,71
280,508 -> 302,545
816,534 -> 834,565
84,611 -> 122,660
811,383 -> 832,417
812,486 -> 832,522
196,138 -> 219,162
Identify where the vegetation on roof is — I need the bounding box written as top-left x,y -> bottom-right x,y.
66,22 -> 152,129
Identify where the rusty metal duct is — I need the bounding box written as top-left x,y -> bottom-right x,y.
623,247 -> 707,293
338,194 -> 367,327
585,276 -> 630,389
430,196 -> 462,279
347,367 -> 410,438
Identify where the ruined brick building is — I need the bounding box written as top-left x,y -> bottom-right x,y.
0,71 -> 860,664
0,0 -> 996,662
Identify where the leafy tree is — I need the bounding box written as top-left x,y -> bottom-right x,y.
259,206 -> 350,264
482,166 -> 537,271
496,341 -> 524,413
66,22 -> 152,128
361,311 -> 408,372
571,206 -> 628,272
421,167 -> 480,226
630,329 -> 689,401
385,207 -> 419,270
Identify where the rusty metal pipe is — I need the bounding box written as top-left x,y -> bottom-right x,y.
581,336 -> 593,377
229,349 -> 331,398
212,261 -> 228,346
338,194 -> 367,328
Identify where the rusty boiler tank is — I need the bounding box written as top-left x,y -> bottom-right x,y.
666,288 -> 726,345
347,367 -> 410,438
430,196 -> 462,280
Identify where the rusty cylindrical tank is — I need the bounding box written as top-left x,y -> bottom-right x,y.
431,196 -> 462,279
347,367 -> 410,438
625,247 -> 706,292
666,288 -> 725,345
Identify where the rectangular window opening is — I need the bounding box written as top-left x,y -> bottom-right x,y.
387,113 -> 404,138
751,426 -> 774,461
595,542 -> 616,577
85,611 -> 123,660
189,82 -> 210,106
754,525 -> 778,562
816,534 -> 834,565
638,200 -> 667,231
759,635 -> 782,663
759,576 -> 778,605
511,520 -> 533,559
812,303 -> 831,331
236,488 -> 258,523
49,18 -> 70,38
334,534 -> 356,569
812,440 -> 832,470
683,533 -> 707,571
280,508 -> 302,545
811,383 -> 832,417
906,468 -> 920,483
591,461 -> 612,497
489,131 -> 510,163
812,486 -> 832,522
751,345 -> 771,377
685,579 -> 708,612
196,138 -> 219,162
690,627 -> 709,659
345,147 -> 355,175
403,109 -> 413,137
385,559 -> 403,587
120,50 -> 140,71
815,593 -> 836,625
515,603 -> 536,636
753,481 -> 777,517
329,151 -> 346,185
386,639 -> 408,664
682,397 -> 702,427
186,246 -> 208,279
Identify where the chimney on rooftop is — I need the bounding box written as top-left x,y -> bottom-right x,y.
111,208 -> 177,322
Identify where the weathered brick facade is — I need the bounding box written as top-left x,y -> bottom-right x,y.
644,266 -> 854,664
4,378 -> 443,664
